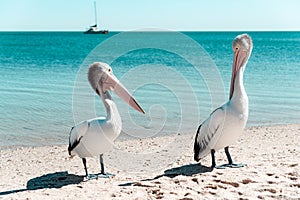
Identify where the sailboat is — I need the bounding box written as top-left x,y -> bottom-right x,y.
84,1 -> 108,34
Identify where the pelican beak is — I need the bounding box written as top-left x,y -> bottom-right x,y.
102,72 -> 145,114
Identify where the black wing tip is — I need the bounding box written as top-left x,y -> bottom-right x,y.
68,136 -> 83,155
67,143 -> 73,156
194,142 -> 200,162
68,126 -> 83,155
68,127 -> 74,155
193,124 -> 202,162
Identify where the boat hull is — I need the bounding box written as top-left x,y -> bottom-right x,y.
84,29 -> 108,34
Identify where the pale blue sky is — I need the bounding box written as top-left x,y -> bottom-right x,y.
0,0 -> 299,31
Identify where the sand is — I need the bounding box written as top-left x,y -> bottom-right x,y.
0,124 -> 299,199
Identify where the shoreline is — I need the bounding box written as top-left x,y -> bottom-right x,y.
0,123 -> 298,149
1,124 -> 299,199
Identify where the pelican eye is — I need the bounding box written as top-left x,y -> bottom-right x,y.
108,68 -> 112,73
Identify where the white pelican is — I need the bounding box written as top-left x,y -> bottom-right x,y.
194,34 -> 253,169
68,62 -> 145,179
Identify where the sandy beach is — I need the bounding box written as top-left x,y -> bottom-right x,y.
0,124 -> 299,199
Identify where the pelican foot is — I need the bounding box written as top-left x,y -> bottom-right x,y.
86,174 -> 99,180
215,164 -> 227,169
227,163 -> 246,168
97,173 -> 115,178
215,163 -> 246,169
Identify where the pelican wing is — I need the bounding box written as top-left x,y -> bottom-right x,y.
68,121 -> 89,155
194,106 -> 226,161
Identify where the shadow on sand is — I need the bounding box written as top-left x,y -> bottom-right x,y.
0,171 -> 84,196
119,163 -> 212,186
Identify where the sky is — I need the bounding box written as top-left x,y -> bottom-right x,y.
0,0 -> 299,31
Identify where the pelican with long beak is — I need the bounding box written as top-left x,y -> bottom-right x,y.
68,62 -> 145,179
194,34 -> 253,169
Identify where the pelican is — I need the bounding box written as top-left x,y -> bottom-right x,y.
194,34 -> 253,169
68,62 -> 145,179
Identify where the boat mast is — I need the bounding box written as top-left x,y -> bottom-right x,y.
94,0 -> 98,28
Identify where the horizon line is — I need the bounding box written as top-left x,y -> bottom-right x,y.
0,29 -> 300,32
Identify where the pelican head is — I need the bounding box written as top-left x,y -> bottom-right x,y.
88,62 -> 145,114
232,34 -> 253,62
230,34 -> 253,99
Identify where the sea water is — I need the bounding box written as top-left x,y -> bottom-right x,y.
0,31 -> 299,146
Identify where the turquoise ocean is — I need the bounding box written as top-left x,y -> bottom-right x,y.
0,31 -> 299,146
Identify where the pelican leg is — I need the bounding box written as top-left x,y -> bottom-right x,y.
224,146 -> 246,168
215,147 -> 246,169
100,154 -> 105,174
82,158 -> 88,177
97,154 -> 115,178
211,149 -> 216,168
82,158 -> 98,180
225,146 -> 233,164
